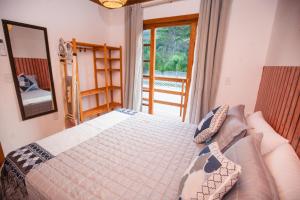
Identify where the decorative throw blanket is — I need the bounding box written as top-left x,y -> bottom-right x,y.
116,108 -> 138,115
26,113 -> 202,200
1,143 -> 54,200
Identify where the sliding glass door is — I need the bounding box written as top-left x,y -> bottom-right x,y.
142,15 -> 198,121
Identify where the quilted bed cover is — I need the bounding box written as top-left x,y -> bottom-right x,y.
25,113 -> 202,200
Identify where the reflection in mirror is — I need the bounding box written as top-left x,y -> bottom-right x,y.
2,20 -> 57,120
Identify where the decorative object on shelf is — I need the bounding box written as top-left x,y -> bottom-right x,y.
99,0 -> 127,8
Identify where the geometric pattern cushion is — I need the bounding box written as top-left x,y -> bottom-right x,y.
178,142 -> 241,200
194,105 -> 229,144
26,75 -> 39,91
18,74 -> 34,92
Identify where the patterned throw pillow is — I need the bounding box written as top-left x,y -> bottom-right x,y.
26,75 -> 39,91
194,105 -> 229,144
18,74 -> 34,92
178,142 -> 241,200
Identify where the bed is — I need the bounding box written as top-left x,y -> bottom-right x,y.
1,110 -> 202,199
1,66 -> 300,200
21,89 -> 53,117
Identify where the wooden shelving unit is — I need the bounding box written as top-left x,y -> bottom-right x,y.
72,39 -> 123,122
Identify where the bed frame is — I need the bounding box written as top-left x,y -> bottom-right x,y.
255,66 -> 300,157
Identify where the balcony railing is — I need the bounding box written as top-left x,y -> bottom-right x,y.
142,75 -> 187,118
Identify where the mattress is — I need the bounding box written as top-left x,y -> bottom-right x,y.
37,111 -> 132,156
1,111 -> 202,200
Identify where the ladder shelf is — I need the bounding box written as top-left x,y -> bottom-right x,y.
72,39 -> 123,122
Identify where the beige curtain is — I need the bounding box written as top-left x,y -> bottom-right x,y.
188,0 -> 231,124
124,4 -> 143,111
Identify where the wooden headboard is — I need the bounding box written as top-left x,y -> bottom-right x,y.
255,66 -> 300,157
14,57 -> 51,90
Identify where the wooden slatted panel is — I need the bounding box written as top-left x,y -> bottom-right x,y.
255,66 -> 300,157
14,57 -> 50,90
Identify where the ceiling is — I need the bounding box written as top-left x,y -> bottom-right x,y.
90,0 -> 155,8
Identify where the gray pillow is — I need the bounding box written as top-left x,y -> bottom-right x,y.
223,133 -> 280,200
213,105 -> 248,152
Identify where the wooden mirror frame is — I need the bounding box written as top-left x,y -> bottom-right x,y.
2,19 -> 58,120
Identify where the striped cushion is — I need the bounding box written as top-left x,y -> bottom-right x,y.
194,105 -> 229,143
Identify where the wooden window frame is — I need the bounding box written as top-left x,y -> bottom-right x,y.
143,14 -> 198,120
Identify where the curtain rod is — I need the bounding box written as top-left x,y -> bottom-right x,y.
141,0 -> 185,8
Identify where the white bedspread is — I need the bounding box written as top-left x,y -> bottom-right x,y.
21,89 -> 52,105
37,111 -> 131,156
26,113 -> 201,200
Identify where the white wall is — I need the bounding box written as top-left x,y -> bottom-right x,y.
265,0 -> 300,66
10,26 -> 47,58
106,0 -> 200,49
142,0 -> 281,114
105,0 -> 201,103
108,0 -> 279,114
143,0 -> 200,19
0,0 -> 286,154
215,0 -> 278,114
0,0 -> 110,154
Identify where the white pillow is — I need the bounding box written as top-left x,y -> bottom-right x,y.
246,111 -> 288,155
264,143 -> 300,200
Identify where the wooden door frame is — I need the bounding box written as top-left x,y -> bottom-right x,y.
143,14 -> 198,120
143,14 -> 198,29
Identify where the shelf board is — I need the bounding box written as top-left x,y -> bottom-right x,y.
95,58 -> 120,61
82,102 -> 122,119
80,88 -> 103,97
80,86 -> 121,98
109,86 -> 121,90
110,102 -> 122,108
108,46 -> 120,51
75,41 -> 119,50
97,68 -> 120,72
83,105 -> 108,119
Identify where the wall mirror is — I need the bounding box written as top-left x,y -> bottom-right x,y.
2,20 -> 57,120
